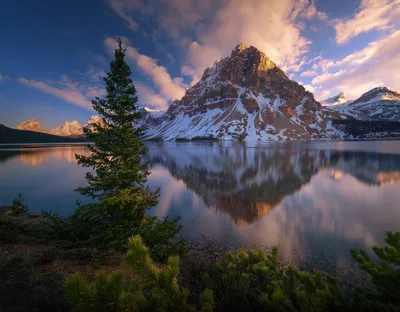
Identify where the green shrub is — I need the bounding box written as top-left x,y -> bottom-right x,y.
351,231 -> 400,311
64,235 -> 213,312
204,248 -> 346,312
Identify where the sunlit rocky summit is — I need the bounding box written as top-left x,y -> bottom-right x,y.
321,92 -> 349,106
16,115 -> 105,137
144,43 -> 342,141
16,118 -> 48,133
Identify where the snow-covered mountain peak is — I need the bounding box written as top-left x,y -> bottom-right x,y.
328,86 -> 400,121
16,118 -> 47,133
352,86 -> 400,105
50,120 -> 83,136
144,43 -> 342,141
321,92 -> 349,106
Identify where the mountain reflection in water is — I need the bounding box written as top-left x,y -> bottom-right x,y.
146,143 -> 400,228
1,142 -> 400,273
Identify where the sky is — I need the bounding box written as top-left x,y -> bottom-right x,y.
0,0 -> 399,129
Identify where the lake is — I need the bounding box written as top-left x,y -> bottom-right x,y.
1,141 -> 400,278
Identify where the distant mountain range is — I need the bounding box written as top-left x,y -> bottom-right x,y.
322,87 -> 400,121
0,124 -> 87,144
16,115 -> 105,137
12,44 -> 400,141
320,92 -> 349,106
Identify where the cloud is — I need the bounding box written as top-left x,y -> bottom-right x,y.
106,0 -> 213,38
298,82 -> 316,93
181,0 -> 320,83
0,73 -> 3,82
105,37 -> 187,102
106,0 -> 139,30
300,69 -> 318,77
310,30 -> 400,99
334,0 -> 400,44
135,83 -> 169,111
18,75 -> 106,110
87,65 -> 106,82
107,0 -> 329,85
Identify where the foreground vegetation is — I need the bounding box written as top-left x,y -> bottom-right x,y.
2,40 -> 400,311
1,213 -> 400,311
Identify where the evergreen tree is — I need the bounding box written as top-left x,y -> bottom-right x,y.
69,39 -> 184,257
76,38 -> 158,221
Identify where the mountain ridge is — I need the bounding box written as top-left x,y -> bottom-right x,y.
328,87 -> 400,121
16,115 -> 106,137
144,43 -> 343,141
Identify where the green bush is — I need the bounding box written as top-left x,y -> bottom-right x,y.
64,235 -> 212,312
63,232 -> 400,312
351,231 -> 400,311
204,248 -> 346,312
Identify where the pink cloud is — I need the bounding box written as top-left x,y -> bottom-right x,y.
105,37 -> 187,102
19,77 -> 93,110
310,30 -> 400,100
135,83 -> 169,111
334,0 -> 400,44
300,69 -> 318,77
106,0 -> 139,30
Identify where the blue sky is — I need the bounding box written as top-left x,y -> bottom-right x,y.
0,0 -> 399,129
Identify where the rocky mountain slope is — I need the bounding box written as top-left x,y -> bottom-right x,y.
15,115 -> 106,137
328,87 -> 400,121
144,43 -> 343,141
136,108 -> 161,131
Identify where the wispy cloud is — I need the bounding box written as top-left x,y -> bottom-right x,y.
0,73 -> 3,82
87,65 -> 106,82
310,30 -> 400,100
105,37 -> 187,103
106,0 -> 139,30
334,0 -> 400,44
18,75 -> 106,110
135,83 -> 169,111
300,70 -> 318,77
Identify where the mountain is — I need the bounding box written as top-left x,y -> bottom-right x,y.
136,108 -> 162,131
144,43 -> 342,141
50,121 -> 83,137
15,115 -> 107,137
16,118 -> 48,133
321,92 -> 350,106
329,87 -> 400,121
0,124 -> 87,144
83,115 -> 106,131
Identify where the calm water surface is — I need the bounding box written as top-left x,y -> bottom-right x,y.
1,141 -> 400,276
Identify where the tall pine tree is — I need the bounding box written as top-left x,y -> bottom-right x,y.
74,38 -> 159,247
